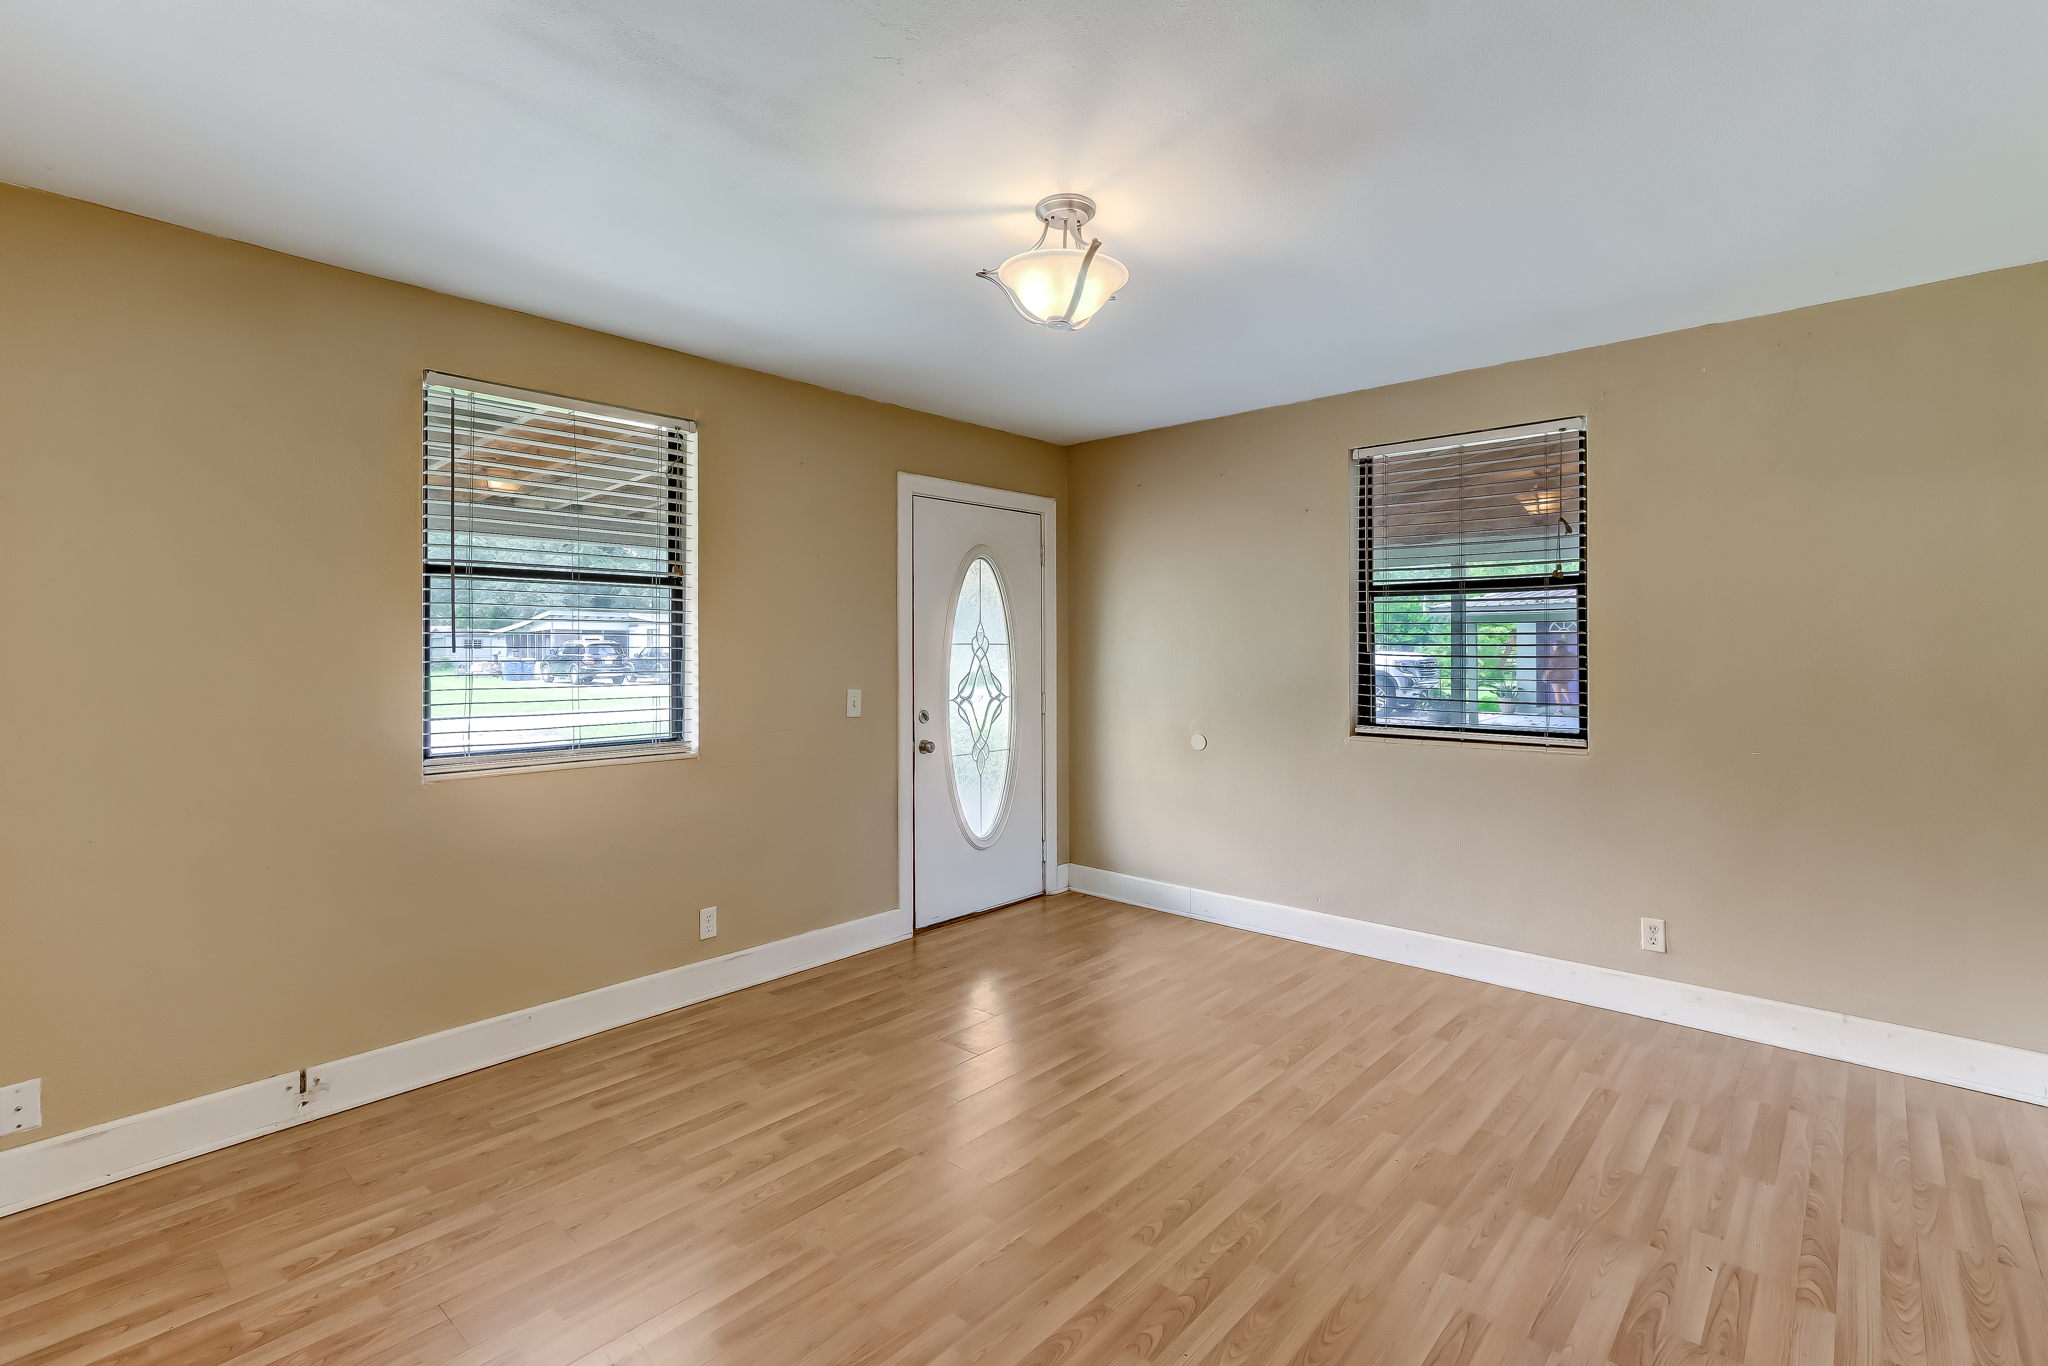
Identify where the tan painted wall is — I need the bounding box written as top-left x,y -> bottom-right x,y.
4,175 -> 2042,1155
0,185 -> 1065,1148
1068,263 -> 2048,1052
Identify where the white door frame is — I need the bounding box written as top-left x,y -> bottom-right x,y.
897,473 -> 1060,927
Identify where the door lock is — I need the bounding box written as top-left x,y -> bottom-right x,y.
917,740 -> 936,753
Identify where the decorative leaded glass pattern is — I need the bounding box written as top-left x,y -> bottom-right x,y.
947,556 -> 1014,841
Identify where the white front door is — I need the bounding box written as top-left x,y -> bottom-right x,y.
911,494 -> 1045,927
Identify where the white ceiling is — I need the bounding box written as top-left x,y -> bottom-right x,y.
2,1 -> 2043,444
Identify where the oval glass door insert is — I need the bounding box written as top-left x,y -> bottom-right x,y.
947,555 -> 1014,843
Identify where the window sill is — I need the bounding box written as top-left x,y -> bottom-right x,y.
1350,726 -> 1587,751
423,742 -> 698,783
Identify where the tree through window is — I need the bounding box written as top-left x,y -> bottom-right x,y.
1355,419 -> 1586,745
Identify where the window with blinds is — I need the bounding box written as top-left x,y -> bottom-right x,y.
1355,418 -> 1586,746
423,374 -> 697,775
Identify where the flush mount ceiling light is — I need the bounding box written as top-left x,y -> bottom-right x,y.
977,193 -> 1129,331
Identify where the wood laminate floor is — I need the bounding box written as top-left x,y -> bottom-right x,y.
4,893 -> 2047,1366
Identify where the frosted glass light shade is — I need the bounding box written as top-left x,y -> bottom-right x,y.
990,246 -> 1129,330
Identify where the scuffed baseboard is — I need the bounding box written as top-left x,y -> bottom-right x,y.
1062,864 -> 2048,1107
0,908 -> 911,1219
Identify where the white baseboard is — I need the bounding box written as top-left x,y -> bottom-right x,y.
0,1073 -> 309,1222
1061,864 -> 2048,1107
0,908 -> 910,1219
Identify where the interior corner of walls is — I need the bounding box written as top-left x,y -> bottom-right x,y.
1065,865 -> 1189,915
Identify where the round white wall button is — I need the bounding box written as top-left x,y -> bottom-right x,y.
1190,733 -> 1207,751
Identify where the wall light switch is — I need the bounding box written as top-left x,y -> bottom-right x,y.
846,689 -> 862,718
2,1078 -> 41,1134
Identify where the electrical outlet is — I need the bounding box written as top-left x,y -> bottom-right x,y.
845,689 -> 862,718
1640,917 -> 1667,953
2,1078 -> 41,1134
699,906 -> 718,940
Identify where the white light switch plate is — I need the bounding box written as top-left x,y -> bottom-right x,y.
2,1079 -> 41,1133
846,689 -> 862,717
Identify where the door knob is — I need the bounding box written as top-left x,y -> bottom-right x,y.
917,740 -> 936,753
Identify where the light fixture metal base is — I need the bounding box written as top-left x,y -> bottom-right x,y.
1034,192 -> 1097,228
977,190 -> 1124,331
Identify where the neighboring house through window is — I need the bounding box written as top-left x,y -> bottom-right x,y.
422,374 -> 697,775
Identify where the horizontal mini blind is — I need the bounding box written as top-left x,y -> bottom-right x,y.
423,375 -> 697,775
1355,418 -> 1586,745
